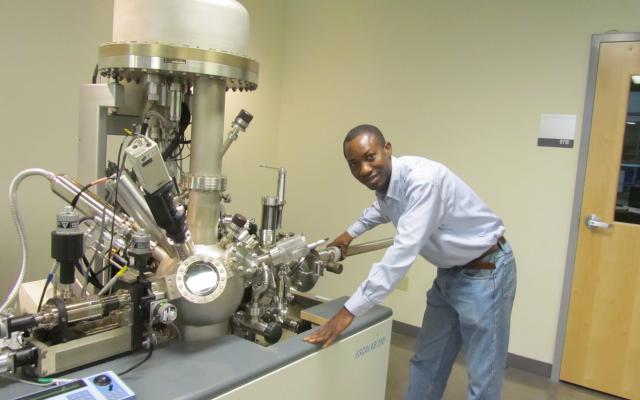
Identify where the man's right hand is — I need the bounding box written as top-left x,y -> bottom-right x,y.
327,231 -> 354,260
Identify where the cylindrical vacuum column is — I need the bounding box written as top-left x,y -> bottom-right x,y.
187,77 -> 226,245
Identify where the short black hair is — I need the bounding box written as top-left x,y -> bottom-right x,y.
343,124 -> 386,154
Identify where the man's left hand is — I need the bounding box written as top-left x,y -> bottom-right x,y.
303,306 -> 354,348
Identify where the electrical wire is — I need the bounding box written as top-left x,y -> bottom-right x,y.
97,264 -> 128,296
36,261 -> 59,312
93,133 -> 131,290
173,143 -> 191,162
75,259 -> 103,291
1,169 -> 56,315
70,177 -> 109,209
118,339 -> 153,376
168,322 -> 182,341
1,375 -> 55,387
0,374 -> 76,387
107,136 -> 129,260
91,64 -> 99,84
118,317 -> 156,376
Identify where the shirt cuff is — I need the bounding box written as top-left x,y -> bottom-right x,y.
344,292 -> 375,317
346,221 -> 367,238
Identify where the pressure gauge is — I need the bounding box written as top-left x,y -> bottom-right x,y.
175,255 -> 228,304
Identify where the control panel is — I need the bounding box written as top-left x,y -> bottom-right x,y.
14,371 -> 135,400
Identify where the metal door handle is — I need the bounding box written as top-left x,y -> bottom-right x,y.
585,214 -> 612,229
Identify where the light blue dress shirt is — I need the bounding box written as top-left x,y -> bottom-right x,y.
344,156 -> 505,316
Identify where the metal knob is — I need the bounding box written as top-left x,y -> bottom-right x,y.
325,261 -> 343,274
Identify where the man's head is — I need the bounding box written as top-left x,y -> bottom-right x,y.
343,124 -> 392,192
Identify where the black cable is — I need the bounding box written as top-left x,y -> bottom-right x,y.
106,138 -> 128,276
70,182 -> 95,209
163,101 -> 192,161
118,321 -> 155,376
36,278 -> 51,313
178,101 -> 191,138
82,256 -> 104,289
91,64 -> 98,84
118,340 -> 154,376
161,134 -> 181,160
75,261 -> 103,290
172,177 -> 181,195
93,263 -> 111,277
173,144 -> 191,162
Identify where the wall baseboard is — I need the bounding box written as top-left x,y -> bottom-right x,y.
392,320 -> 552,378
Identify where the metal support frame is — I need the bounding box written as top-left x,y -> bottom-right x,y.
77,82 -> 124,196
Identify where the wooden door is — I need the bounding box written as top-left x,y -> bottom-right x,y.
561,41 -> 640,399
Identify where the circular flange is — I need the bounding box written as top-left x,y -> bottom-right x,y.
183,174 -> 227,192
175,255 -> 229,304
98,42 -> 259,91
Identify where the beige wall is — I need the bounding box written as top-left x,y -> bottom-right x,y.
275,0 -> 640,364
0,1 -> 114,299
0,0 -> 285,306
1,0 -> 639,367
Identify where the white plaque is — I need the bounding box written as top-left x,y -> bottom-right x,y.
538,114 -> 576,148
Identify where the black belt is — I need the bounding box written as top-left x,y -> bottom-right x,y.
463,236 -> 506,270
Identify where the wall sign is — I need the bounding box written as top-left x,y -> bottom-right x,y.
538,114 -> 576,148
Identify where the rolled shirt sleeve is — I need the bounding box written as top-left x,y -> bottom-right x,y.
344,178 -> 445,316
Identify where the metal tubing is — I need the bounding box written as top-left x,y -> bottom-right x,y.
188,77 -> 226,245
174,240 -> 196,260
33,293 -> 131,328
50,174 -> 173,269
276,168 -> 286,204
169,82 -> 183,122
50,174 -> 126,229
221,126 -> 240,156
64,293 -> 131,323
0,351 -> 11,374
346,238 -> 394,257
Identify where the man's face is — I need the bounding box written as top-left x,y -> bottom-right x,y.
344,133 -> 392,191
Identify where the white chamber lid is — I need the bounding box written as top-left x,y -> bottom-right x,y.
112,0 -> 250,57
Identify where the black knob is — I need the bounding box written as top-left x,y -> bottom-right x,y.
237,109 -> 253,124
248,222 -> 258,236
93,374 -> 112,386
297,320 -> 312,333
263,322 -> 283,344
231,213 -> 247,228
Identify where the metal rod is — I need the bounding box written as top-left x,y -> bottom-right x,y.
50,174 -> 126,230
346,238 -> 394,257
276,168 -> 286,204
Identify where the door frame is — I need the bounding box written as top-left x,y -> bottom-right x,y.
551,32 -> 640,383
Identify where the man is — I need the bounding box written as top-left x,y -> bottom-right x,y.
304,124 -> 517,400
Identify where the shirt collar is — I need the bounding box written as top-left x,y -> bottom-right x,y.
377,156 -> 401,201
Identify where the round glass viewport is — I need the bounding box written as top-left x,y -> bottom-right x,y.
184,262 -> 220,296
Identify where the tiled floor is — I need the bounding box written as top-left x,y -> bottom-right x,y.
386,332 -> 621,400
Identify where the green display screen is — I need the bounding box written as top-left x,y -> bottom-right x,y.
15,380 -> 88,400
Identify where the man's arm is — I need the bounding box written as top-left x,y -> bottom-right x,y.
328,201 -> 387,260
346,200 -> 388,239
303,306 -> 354,348
344,179 -> 445,316
327,231 -> 353,260
304,178 -> 445,348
